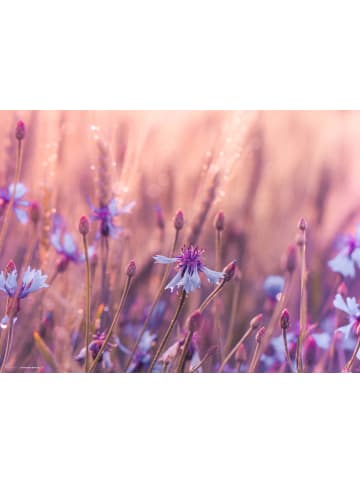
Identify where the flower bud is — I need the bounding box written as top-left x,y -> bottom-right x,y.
298,217 -> 307,231
155,206 -> 165,230
79,216 -> 90,236
337,282 -> 348,297
186,310 -> 202,333
126,260 -> 136,277
280,308 -> 290,330
255,326 -> 266,344
235,343 -> 247,363
214,211 -> 225,231
223,260 -> 237,282
250,313 -> 263,330
5,259 -> 16,275
15,120 -> 26,141
174,210 -> 184,231
56,255 -> 69,273
29,201 -> 40,225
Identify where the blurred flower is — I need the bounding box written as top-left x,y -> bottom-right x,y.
90,198 -> 135,238
0,183 -> 30,224
51,214 -> 95,268
333,293 -> 360,338
75,330 -> 116,370
126,330 -> 158,372
154,245 -> 224,293
328,226 -> 360,278
263,275 -> 284,301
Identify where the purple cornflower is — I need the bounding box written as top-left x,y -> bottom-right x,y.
75,330 -> 116,369
51,215 -> 95,271
153,245 -> 224,293
328,225 -> 360,278
90,198 -> 135,238
0,183 -> 30,224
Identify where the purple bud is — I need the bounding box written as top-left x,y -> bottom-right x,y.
223,260 -> 237,282
235,343 -> 247,363
298,217 -> 307,231
126,260 -> 136,277
186,310 -> 202,333
337,282 -> 348,297
15,120 -> 26,141
29,201 -> 40,225
255,326 -> 266,344
155,207 -> 165,230
250,313 -> 263,330
5,259 -> 16,275
214,211 -> 225,231
280,309 -> 290,330
174,210 -> 184,231
79,216 -> 90,236
56,255 -> 69,273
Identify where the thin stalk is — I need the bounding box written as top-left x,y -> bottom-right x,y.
297,232 -> 307,373
0,138 -> 23,255
224,279 -> 241,353
248,342 -> 262,373
249,274 -> 293,372
199,279 -> 226,313
82,235 -> 92,372
190,346 -> 217,372
148,289 -> 187,372
346,337 -> 360,372
100,236 -> 109,304
89,275 -> 132,373
214,229 -> 223,360
175,331 -> 193,373
0,317 -> 15,372
282,329 -> 294,372
218,326 -> 253,373
33,331 -> 59,372
125,229 -> 179,371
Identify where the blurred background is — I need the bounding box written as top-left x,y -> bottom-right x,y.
0,110 -> 359,371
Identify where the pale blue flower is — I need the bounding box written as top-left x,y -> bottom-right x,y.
0,265 -> 48,299
0,182 -> 30,224
333,293 -> 360,339
263,275 -> 285,301
154,245 -> 224,294
328,225 -> 360,278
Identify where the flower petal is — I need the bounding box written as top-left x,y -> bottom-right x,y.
200,265 -> 224,285
153,255 -> 177,264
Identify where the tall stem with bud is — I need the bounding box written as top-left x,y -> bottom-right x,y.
79,216 -> 91,372
0,121 -> 26,255
125,210 -> 184,371
296,218 -> 307,373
